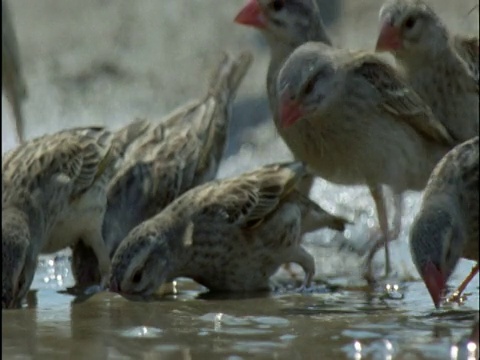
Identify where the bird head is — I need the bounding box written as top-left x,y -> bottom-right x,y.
276,42 -> 338,129
109,225 -> 173,297
409,202 -> 465,308
234,0 -> 329,47
2,207 -> 36,309
376,0 -> 448,58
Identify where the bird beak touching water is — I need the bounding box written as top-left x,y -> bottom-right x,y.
234,0 -> 267,29
423,261 -> 447,308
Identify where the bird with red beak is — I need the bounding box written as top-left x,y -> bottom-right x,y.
374,0 -> 479,145
233,0 -> 332,111
275,41 -> 456,282
234,0 -> 268,29
409,136 -> 479,308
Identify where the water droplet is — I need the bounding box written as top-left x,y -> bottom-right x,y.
354,340 -> 362,352
450,345 -> 459,360
467,341 -> 477,353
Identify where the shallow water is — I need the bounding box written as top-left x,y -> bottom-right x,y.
2,256 -> 479,359
2,0 -> 479,359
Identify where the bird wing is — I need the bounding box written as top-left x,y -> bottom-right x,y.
350,54 -> 455,146
190,162 -> 306,229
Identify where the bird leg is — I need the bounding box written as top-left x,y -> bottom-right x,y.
283,173 -> 314,279
390,193 -> 403,241
285,246 -> 315,291
82,229 -> 111,290
446,263 -> 479,304
364,184 -> 391,283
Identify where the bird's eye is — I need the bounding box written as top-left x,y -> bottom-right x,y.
303,79 -> 316,96
132,269 -> 143,284
404,16 -> 416,29
270,0 -> 285,12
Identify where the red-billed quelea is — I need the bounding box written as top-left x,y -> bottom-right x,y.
109,162 -> 350,296
2,122 -> 147,308
70,52 -> 253,287
375,0 -> 478,144
234,0 -> 332,196
2,0 -> 28,143
409,136 -> 478,308
275,41 -> 455,279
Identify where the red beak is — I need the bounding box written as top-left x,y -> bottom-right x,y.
422,261 -> 447,309
375,21 -> 402,52
280,96 -> 304,129
234,0 -> 267,29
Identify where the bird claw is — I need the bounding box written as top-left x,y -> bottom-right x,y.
445,291 -> 468,306
295,284 -> 313,293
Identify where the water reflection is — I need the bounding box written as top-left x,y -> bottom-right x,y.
2,276 -> 478,359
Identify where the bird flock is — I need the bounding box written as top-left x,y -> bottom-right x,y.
2,0 -> 478,321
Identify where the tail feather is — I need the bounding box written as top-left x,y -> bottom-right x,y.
193,51 -> 253,184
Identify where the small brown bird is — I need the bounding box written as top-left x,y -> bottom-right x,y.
2,123 -> 147,308
234,0 -> 332,197
2,0 -> 28,143
70,52 -> 253,287
409,136 -> 478,308
275,41 -> 454,280
109,161 -> 350,296
375,0 -> 478,144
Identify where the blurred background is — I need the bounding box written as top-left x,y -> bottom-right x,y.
3,0 -> 477,154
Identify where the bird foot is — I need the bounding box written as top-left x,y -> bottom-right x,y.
444,291 -> 469,306
295,284 -> 314,293
362,230 -> 398,284
444,264 -> 479,306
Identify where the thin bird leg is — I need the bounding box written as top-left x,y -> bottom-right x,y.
364,184 -> 391,283
285,246 -> 315,291
390,193 -> 403,240
282,171 -> 314,279
446,263 -> 479,304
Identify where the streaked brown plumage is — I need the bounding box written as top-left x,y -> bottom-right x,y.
275,41 -> 455,279
71,52 -> 253,286
409,136 -> 478,308
2,0 -> 27,143
2,122 -> 147,308
109,161 -> 350,296
376,0 -> 478,144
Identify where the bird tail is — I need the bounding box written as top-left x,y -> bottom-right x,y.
191,51 -> 253,185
